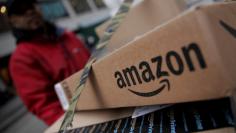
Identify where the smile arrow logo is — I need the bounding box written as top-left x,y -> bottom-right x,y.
128,78 -> 170,97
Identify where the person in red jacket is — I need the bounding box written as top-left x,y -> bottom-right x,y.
7,0 -> 90,125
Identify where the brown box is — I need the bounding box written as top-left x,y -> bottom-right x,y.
55,2 -> 236,111
47,2 -> 236,133
55,0 -> 187,110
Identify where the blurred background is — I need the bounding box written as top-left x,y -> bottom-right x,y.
0,0 -> 127,132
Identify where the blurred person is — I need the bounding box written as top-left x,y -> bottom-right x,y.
7,0 -> 90,125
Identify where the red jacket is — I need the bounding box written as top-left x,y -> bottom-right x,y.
10,31 -> 90,125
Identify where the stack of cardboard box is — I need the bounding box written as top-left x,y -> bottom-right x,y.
45,0 -> 236,132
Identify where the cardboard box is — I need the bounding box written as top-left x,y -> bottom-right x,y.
45,98 -> 236,133
55,2 -> 236,111
46,2 -> 236,133
55,0 -> 187,110
44,108 -> 134,133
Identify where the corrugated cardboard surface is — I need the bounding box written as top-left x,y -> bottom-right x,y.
58,2 -> 236,111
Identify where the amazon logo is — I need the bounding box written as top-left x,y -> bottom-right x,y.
114,43 -> 207,97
